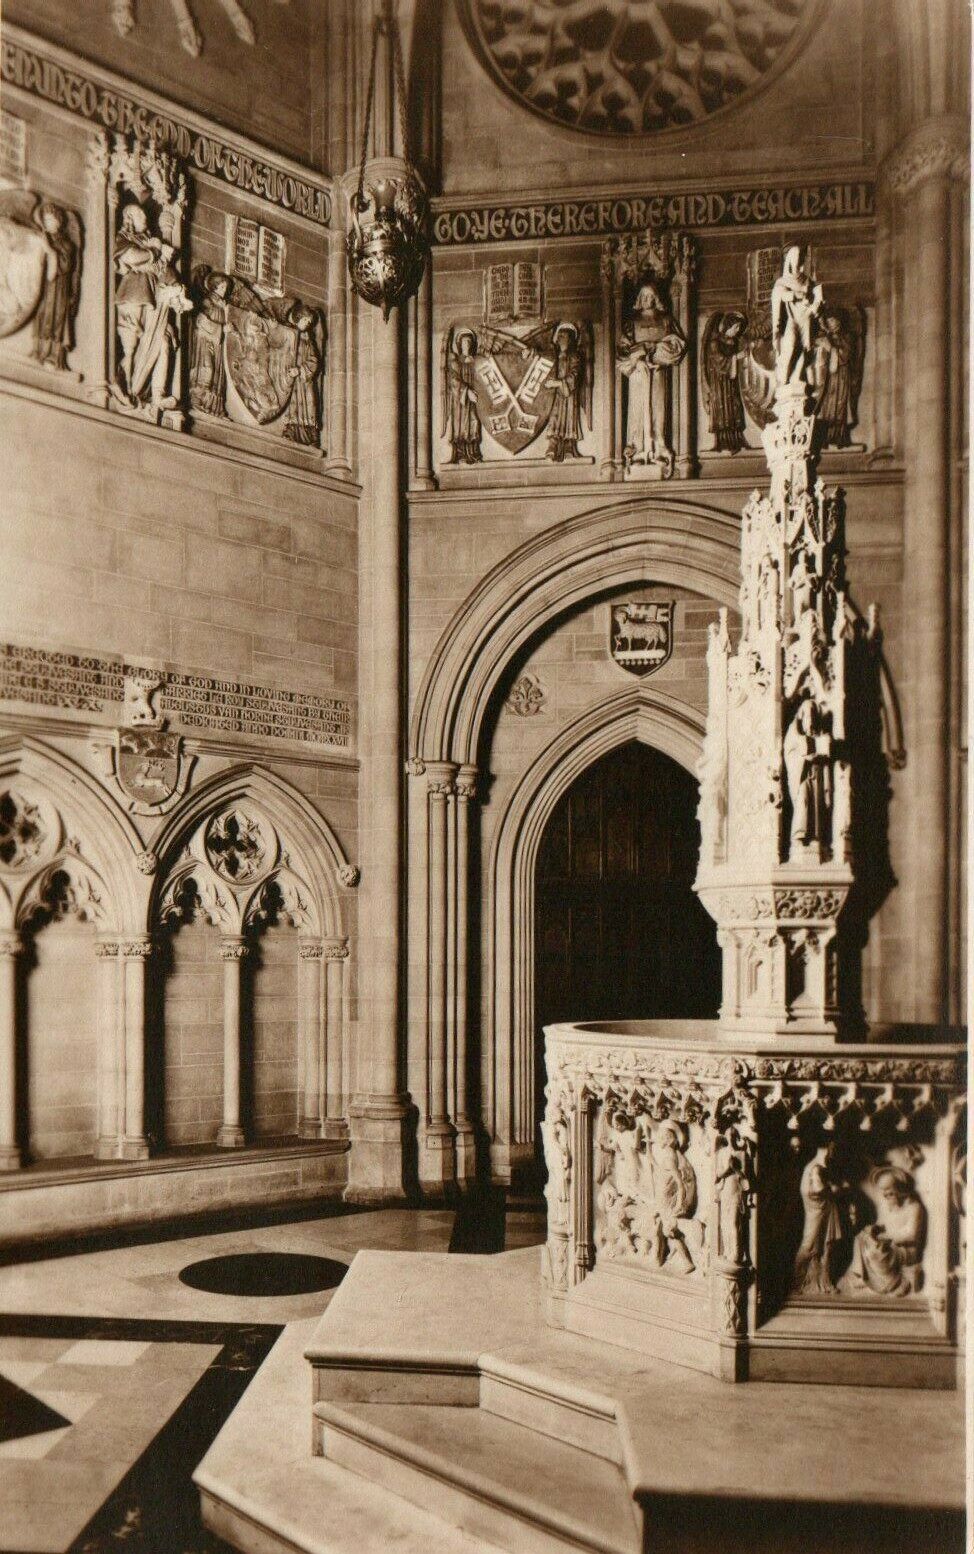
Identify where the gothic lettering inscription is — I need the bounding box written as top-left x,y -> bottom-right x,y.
0,643 -> 351,747
1,33 -> 330,226
432,185 -> 876,247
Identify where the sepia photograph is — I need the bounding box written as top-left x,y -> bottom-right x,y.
0,1 -> 970,1550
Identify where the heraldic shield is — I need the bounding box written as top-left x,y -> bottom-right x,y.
468,324 -> 561,455
610,602 -> 674,677
225,302 -> 297,424
115,729 -> 187,813
0,191 -> 49,338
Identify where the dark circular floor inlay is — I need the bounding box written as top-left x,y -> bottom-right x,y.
178,1252 -> 348,1297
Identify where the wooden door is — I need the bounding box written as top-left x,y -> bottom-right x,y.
534,741 -> 720,1153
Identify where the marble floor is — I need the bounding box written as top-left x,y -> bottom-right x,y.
0,1193 -> 546,1554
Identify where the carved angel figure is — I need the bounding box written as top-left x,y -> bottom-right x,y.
791,1143 -> 843,1294
33,201 -> 82,372
442,326 -> 483,464
283,302 -> 323,446
840,1166 -> 926,1297
701,309 -> 748,453
546,322 -> 591,462
770,245 -> 823,391
618,277 -> 687,473
189,267 -> 231,415
812,305 -> 866,448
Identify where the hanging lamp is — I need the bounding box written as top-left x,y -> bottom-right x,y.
346,0 -> 429,321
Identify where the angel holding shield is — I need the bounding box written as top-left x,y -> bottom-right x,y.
442,325 -> 483,464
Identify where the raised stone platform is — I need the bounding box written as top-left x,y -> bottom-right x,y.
196,1246 -> 966,1553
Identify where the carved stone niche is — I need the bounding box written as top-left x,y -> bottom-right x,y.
541,1020 -> 966,1387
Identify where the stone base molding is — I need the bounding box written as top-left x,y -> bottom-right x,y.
542,1020 -> 966,1387
345,1095 -> 413,1204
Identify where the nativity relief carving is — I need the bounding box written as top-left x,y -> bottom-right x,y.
790,1147 -> 929,1301
595,1108 -> 704,1275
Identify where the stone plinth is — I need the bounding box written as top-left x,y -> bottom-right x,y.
541,1020 -> 966,1386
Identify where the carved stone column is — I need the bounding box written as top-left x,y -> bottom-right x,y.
217,936 -> 247,1149
885,117 -> 968,1023
95,939 -> 121,1160
672,239 -> 696,479
453,766 -> 478,1180
120,938 -> 151,1159
82,130 -> 110,407
598,245 -> 619,480
424,762 -> 457,1193
345,158 -> 413,1201
411,269 -> 435,489
323,937 -> 350,1137
0,932 -> 21,1170
298,941 -> 325,1138
323,233 -> 351,478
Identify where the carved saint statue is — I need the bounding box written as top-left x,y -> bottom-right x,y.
189,268 -> 231,415
33,202 -> 82,372
701,309 -> 749,453
546,322 -> 590,462
770,245 -> 823,391
442,326 -> 483,464
713,1126 -> 751,1266
113,201 -> 192,414
812,305 -> 866,448
840,1166 -> 926,1297
283,302 -> 323,446
618,276 -> 687,474
542,1099 -> 572,1230
791,1143 -> 843,1294
783,695 -> 832,851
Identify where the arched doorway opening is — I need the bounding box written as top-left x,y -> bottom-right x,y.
533,740 -> 720,1163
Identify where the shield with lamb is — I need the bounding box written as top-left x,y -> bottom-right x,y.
610,602 -> 674,677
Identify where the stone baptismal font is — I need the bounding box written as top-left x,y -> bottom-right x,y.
541,248 -> 967,1387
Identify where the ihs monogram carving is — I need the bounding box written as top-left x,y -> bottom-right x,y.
0,190 -> 83,371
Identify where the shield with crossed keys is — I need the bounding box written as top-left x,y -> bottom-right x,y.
469,324 -> 559,455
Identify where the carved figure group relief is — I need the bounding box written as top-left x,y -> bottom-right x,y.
0,189 -> 82,370
442,310 -> 593,463
790,1145 -> 929,1300
188,265 -> 325,443
702,245 -> 867,454
595,1108 -> 704,1274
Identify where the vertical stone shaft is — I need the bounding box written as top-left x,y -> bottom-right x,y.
122,939 -> 150,1158
426,769 -> 453,1129
0,934 -> 20,1170
324,942 -> 347,1127
217,937 -> 246,1148
905,172 -> 951,1020
454,766 -> 477,1177
95,940 -> 120,1159
299,942 -> 324,1137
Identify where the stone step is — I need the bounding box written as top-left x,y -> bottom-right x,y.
478,1352 -> 621,1464
314,1399 -> 641,1554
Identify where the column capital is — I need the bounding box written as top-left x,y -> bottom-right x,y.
95,939 -> 120,959
220,936 -> 249,962
322,936 -> 351,961
299,941 -> 325,961
882,114 -> 969,195
455,764 -> 479,803
426,761 -> 458,798
0,931 -> 20,958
